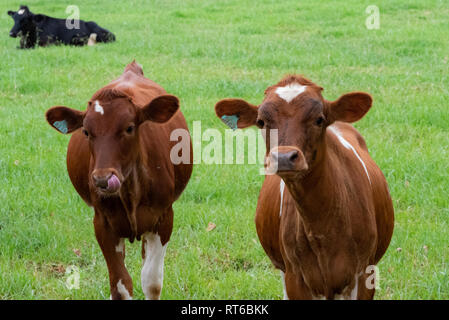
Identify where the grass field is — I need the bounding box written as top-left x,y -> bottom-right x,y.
0,0 -> 448,299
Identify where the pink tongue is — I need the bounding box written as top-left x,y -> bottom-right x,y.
107,174 -> 121,191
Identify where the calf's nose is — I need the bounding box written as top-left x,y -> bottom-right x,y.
266,146 -> 308,174
92,173 -> 111,189
276,150 -> 300,171
92,170 -> 121,193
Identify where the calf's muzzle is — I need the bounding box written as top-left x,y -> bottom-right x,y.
92,169 -> 121,194
265,146 -> 308,174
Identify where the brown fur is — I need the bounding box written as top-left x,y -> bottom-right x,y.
215,75 -> 394,300
46,61 -> 193,299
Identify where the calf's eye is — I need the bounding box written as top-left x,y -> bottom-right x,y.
126,125 -> 135,134
256,119 -> 265,129
315,116 -> 325,126
82,129 -> 89,137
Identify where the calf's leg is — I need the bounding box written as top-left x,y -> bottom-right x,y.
140,207 -> 173,300
357,270 -> 376,300
94,210 -> 133,300
284,269 -> 315,300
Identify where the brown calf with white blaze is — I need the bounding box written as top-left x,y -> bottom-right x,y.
45,61 -> 192,299
215,75 -> 394,300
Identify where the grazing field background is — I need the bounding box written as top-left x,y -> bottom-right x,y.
0,0 -> 448,299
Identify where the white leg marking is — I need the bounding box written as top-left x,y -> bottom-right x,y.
275,83 -> 307,103
279,179 -> 285,216
350,274 -> 360,300
329,126 -> 371,184
116,279 -> 132,300
334,273 -> 360,300
115,238 -> 124,254
280,271 -> 289,300
94,100 -> 104,115
334,293 -> 345,300
141,232 -> 167,300
311,272 -> 361,300
88,33 -> 97,46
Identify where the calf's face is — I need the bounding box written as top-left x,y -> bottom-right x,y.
46,95 -> 179,196
215,76 -> 372,178
7,6 -> 33,37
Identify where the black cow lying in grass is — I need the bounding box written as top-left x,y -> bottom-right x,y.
7,5 -> 115,49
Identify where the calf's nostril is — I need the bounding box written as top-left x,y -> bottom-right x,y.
95,179 -> 108,189
93,174 -> 112,189
288,151 -> 299,163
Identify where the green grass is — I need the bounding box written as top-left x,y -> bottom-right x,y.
0,0 -> 448,299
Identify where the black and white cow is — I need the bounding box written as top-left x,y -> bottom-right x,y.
7,5 -> 115,49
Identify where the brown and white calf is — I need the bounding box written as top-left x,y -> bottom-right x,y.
45,61 -> 192,299
215,75 -> 394,299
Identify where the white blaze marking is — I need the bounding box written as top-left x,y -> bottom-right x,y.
275,83 -> 307,103
18,9 -> 25,15
279,179 -> 285,216
141,232 -> 167,300
115,238 -> 124,253
280,271 -> 288,300
116,279 -> 132,300
329,126 -> 371,184
94,100 -> 104,115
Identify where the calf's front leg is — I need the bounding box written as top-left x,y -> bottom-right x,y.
94,210 -> 133,300
140,207 -> 173,300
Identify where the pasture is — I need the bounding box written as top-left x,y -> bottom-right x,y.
0,0 -> 448,299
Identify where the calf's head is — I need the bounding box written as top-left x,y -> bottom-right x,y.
215,75 -> 372,178
7,5 -> 34,38
46,93 -> 179,196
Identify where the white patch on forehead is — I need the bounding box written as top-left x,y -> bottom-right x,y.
279,179 -> 285,216
94,100 -> 104,115
275,83 -> 307,103
18,9 -> 25,15
115,238 -> 124,253
329,126 -> 371,184
116,279 -> 132,300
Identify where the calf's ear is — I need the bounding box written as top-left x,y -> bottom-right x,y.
7,11 -> 15,16
328,92 -> 372,123
45,106 -> 85,134
215,99 -> 258,130
140,95 -> 179,123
